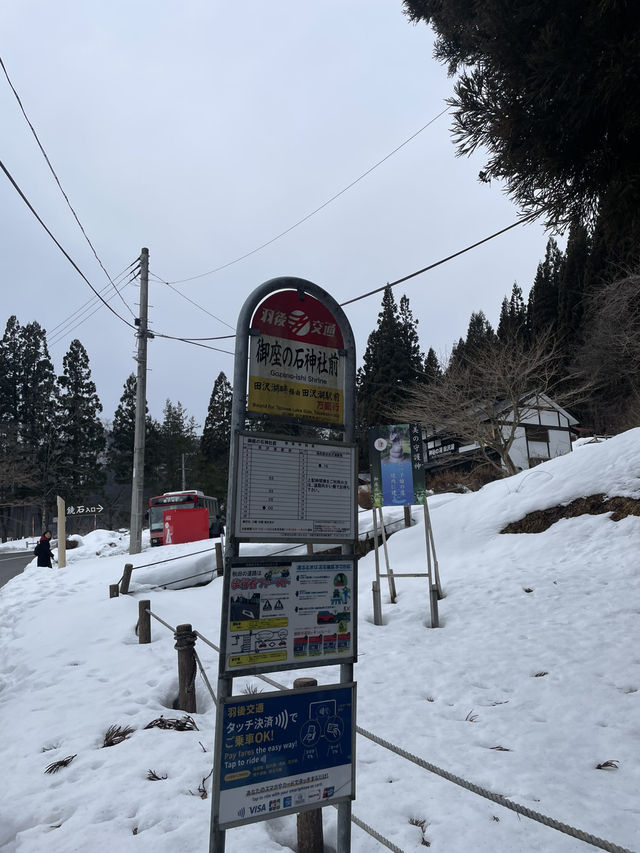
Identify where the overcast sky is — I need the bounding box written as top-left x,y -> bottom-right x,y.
1,1 -> 554,429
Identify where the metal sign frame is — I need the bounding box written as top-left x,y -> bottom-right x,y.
210,278 -> 357,853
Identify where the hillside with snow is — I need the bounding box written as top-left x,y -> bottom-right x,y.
1,430 -> 639,852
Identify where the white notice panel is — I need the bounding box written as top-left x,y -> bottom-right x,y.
234,434 -> 356,541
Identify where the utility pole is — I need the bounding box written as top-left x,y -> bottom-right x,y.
129,248 -> 150,555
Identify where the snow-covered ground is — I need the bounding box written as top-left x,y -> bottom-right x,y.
1,430 -> 639,852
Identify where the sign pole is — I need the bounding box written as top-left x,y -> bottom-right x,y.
210,277 -> 357,853
424,500 -> 443,598
371,509 -> 383,625
56,496 -> 66,568
378,507 -> 396,603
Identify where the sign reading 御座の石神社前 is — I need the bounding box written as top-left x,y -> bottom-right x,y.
248,290 -> 345,425
368,424 -> 427,507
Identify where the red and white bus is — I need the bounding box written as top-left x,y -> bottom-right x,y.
148,490 -> 222,546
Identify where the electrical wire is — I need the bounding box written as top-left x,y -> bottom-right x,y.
0,157 -> 234,357
149,273 -> 235,330
340,213 -> 539,307
48,266 -> 140,348
160,107 -> 451,286
0,157 -> 137,330
0,55 -> 135,318
49,261 -> 139,337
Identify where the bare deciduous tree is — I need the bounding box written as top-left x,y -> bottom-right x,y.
394,334 -> 588,476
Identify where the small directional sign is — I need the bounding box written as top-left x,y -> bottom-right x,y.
66,503 -> 104,515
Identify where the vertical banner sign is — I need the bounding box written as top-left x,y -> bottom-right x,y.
248,290 -> 345,425
368,424 -> 427,507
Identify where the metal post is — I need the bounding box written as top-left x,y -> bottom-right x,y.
424,499 -> 443,598
129,247 -> 150,555
378,507 -> 396,603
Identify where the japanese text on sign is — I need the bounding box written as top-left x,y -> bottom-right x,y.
223,558 -> 355,674
234,434 -> 356,541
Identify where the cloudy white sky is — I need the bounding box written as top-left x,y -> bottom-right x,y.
1,1 -> 554,428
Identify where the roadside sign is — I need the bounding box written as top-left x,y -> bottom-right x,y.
248,290 -> 346,425
234,433 -> 356,542
211,278 -> 357,853
222,556 -> 355,675
368,424 -> 427,507
66,502 -> 104,515
216,682 -> 355,829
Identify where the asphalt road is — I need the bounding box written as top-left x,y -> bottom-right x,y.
0,550 -> 34,589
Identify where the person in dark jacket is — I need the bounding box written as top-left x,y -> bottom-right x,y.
35,530 -> 54,568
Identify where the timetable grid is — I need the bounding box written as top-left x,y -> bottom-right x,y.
235,436 -> 355,540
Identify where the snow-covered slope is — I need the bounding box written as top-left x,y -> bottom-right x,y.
1,430 -> 639,852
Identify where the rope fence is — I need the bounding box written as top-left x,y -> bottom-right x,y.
111,507 -> 404,593
112,507 -> 635,853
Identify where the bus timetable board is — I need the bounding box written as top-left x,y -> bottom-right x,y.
234,433 -> 356,542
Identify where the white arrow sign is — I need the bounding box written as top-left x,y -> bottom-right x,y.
66,503 -> 104,515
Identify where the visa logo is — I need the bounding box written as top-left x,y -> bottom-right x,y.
250,804 -> 266,814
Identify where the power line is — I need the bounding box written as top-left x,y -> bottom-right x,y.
149,273 -> 235,330
0,157 -> 236,358
48,266 -> 140,348
0,157 -> 137,330
161,107 -> 451,286
0,55 -> 135,319
49,261 -> 139,337
156,214 -> 539,349
340,213 -> 539,307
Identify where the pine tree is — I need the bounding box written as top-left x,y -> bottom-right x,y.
159,400 -> 199,491
557,222 -> 590,350
465,311 -> 496,352
403,0 -> 640,243
357,287 -> 425,465
200,372 -> 233,502
109,374 -> 137,485
497,283 -> 527,345
423,348 -> 442,385
5,320 -> 60,524
357,286 -> 424,429
0,317 -> 39,538
527,239 -> 564,337
57,339 -> 106,496
108,373 -> 163,495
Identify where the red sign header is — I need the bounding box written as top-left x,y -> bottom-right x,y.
250,290 -> 344,349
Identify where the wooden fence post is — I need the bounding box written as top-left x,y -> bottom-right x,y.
138,599 -> 151,644
120,563 -> 133,595
294,677 -> 323,853
215,542 -> 223,576
174,623 -> 197,713
109,584 -> 119,598
404,506 -> 412,528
